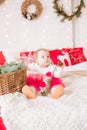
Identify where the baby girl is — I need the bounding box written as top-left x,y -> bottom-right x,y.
22,48 -> 65,99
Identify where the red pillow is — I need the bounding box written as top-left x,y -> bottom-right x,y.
0,51 -> 6,65
49,49 -> 63,65
49,49 -> 71,66
20,49 -> 71,66
20,50 -> 63,65
20,51 -> 35,63
62,47 -> 87,65
0,117 -> 6,130
57,51 -> 71,66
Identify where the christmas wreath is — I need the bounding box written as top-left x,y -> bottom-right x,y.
21,0 -> 43,20
53,0 -> 85,22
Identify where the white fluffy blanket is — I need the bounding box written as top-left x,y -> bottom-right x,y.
0,74 -> 87,130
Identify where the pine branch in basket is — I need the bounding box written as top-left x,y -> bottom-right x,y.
0,61 -> 25,74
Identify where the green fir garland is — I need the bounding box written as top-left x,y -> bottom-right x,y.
0,61 -> 25,74
53,0 -> 85,22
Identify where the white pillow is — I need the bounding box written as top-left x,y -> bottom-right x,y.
63,61 -> 87,71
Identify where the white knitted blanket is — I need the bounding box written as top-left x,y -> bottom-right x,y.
0,75 -> 87,130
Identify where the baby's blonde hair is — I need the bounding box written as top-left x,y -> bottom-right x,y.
34,48 -> 49,61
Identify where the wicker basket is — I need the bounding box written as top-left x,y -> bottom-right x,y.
0,67 -> 27,95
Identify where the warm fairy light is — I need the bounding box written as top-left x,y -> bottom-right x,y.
42,29 -> 46,33
44,15 -> 48,19
42,42 -> 46,47
5,34 -> 8,38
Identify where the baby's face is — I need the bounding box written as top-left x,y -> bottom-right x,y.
37,50 -> 51,68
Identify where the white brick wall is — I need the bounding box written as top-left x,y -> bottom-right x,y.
0,0 -> 87,56
75,0 -> 87,56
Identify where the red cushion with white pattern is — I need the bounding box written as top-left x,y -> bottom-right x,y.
49,49 -> 71,66
49,49 -> 63,65
57,51 -> 71,66
20,51 -> 35,64
20,49 -> 71,66
20,47 -> 86,66
62,47 -> 87,65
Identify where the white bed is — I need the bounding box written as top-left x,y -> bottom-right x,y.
0,68 -> 87,130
